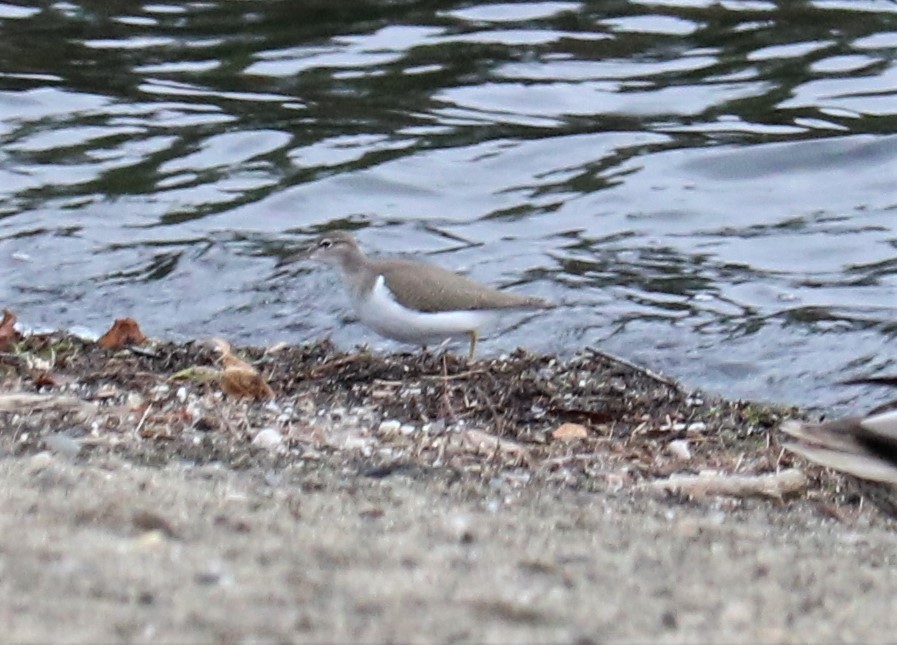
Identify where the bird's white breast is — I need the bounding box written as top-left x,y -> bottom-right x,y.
353,276 -> 498,345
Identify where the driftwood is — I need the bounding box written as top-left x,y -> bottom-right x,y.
646,469 -> 807,499
0,393 -> 95,415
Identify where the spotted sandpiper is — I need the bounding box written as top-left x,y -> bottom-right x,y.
301,230 -> 554,359
781,405 -> 897,516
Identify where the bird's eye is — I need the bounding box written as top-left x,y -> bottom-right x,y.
319,239 -> 333,249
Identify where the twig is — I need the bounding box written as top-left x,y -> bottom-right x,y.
134,403 -> 153,437
308,355 -> 363,377
372,370 -> 487,387
439,354 -> 456,421
586,347 -> 681,391
473,382 -> 505,436
0,393 -> 95,414
644,468 -> 807,499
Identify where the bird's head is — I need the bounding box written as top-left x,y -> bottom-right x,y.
306,230 -> 363,268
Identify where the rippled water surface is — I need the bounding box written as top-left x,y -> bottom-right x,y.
1,0 -> 896,411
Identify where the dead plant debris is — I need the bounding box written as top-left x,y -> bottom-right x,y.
0,309 -> 20,351
0,327 -> 887,520
97,317 -> 147,349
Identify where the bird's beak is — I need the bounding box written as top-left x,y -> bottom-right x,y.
276,245 -> 314,268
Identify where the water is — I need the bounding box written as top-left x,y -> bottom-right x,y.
1,0 -> 896,413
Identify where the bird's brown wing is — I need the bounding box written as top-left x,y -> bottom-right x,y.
376,259 -> 551,313
780,417 -> 868,454
783,441 -> 897,485
781,412 -> 897,485
855,409 -> 897,459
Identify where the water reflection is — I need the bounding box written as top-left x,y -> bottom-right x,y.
0,0 -> 895,412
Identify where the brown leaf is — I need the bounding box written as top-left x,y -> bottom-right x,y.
31,370 -> 59,388
208,337 -> 273,400
221,364 -> 273,400
552,422 -> 589,442
97,318 -> 147,349
0,309 -> 20,351
209,337 -> 255,371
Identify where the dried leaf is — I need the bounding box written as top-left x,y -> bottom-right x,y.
221,364 -> 273,400
552,422 -> 588,442
31,370 -> 60,388
97,318 -> 147,349
209,337 -> 256,371
0,309 -> 19,351
207,337 -> 273,399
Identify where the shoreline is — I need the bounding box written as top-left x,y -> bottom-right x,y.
3,329 -> 897,641
0,328 -> 853,510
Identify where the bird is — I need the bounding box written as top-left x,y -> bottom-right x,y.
299,230 -> 554,359
781,406 -> 897,517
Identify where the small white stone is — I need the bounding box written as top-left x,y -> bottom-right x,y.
687,421 -> 707,433
445,513 -> 475,543
45,434 -> 82,459
378,420 -> 401,434
176,386 -> 188,403
399,424 -> 415,435
252,428 -> 284,451
151,384 -> 170,397
422,420 -> 446,434
28,452 -> 55,472
667,439 -> 691,461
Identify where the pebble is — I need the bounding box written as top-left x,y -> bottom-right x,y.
378,420 -> 401,434
667,439 -> 691,461
44,433 -> 82,459
150,384 -> 170,397
252,428 -> 284,451
399,424 -> 416,435
27,451 -> 55,472
445,513 -> 475,544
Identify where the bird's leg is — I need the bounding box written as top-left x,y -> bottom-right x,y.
467,330 -> 478,361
